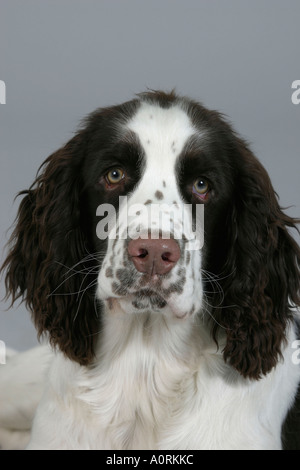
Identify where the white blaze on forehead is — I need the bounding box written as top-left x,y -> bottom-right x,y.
126,102 -> 195,177
122,102 -> 197,241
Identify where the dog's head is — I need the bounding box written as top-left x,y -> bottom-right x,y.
2,91 -> 300,379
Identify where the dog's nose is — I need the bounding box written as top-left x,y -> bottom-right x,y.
128,237 -> 181,276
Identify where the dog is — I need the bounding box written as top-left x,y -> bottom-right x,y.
1,90 -> 299,449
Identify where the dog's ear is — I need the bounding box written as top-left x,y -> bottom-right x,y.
1,130 -> 100,365
212,138 -> 300,380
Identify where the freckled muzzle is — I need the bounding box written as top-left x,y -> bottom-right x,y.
96,175 -> 203,317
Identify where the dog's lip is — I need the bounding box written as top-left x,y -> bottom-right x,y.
133,288 -> 162,297
131,289 -> 167,307
105,290 -> 191,319
139,272 -> 165,286
104,289 -> 165,302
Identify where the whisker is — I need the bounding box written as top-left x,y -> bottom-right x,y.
48,252 -> 103,297
73,279 -> 99,323
196,300 -> 232,331
47,265 -> 97,297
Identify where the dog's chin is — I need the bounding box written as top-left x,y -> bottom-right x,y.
104,291 -> 191,319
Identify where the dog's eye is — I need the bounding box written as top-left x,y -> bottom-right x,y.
193,178 -> 209,196
106,168 -> 125,185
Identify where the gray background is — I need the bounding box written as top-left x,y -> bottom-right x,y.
0,0 -> 299,351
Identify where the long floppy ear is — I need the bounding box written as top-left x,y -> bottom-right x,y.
1,131 -> 100,365
212,138 -> 300,380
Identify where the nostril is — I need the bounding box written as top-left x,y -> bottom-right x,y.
161,252 -> 171,262
128,237 -> 181,275
137,249 -> 148,259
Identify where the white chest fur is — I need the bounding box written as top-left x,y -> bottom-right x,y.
28,312 -> 299,450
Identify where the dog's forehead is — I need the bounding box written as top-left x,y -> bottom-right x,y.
126,102 -> 195,170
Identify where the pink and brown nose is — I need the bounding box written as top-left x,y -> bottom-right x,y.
128,237 -> 181,276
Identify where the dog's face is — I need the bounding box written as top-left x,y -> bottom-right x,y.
2,91 -> 300,379
83,96 -> 236,322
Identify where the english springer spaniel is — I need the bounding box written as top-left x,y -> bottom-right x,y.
0,91 -> 299,450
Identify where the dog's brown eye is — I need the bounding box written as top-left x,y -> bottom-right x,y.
106,168 -> 125,184
193,178 -> 209,195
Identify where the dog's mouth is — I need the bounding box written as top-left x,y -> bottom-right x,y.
130,289 -> 167,311
105,288 -> 192,320
105,289 -> 167,313
100,265 -> 196,319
